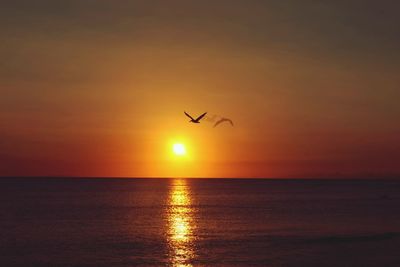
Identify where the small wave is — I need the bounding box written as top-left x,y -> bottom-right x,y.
306,232 -> 400,244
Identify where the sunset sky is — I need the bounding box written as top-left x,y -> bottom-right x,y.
1,1 -> 399,178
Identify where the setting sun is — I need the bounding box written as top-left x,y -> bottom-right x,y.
172,143 -> 186,156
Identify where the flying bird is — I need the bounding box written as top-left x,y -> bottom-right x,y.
184,111 -> 207,123
214,117 -> 234,128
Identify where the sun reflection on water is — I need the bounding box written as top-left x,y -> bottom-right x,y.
167,179 -> 196,267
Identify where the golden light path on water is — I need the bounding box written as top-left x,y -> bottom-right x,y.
167,179 -> 196,267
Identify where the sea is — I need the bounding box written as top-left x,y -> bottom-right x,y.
0,178 -> 399,267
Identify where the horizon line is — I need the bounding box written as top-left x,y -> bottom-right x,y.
0,176 -> 399,180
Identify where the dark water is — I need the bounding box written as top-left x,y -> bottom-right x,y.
1,178 -> 400,266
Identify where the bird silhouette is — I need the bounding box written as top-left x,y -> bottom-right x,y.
184,111 -> 207,123
214,117 -> 234,128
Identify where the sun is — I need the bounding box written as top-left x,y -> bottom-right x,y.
172,143 -> 186,156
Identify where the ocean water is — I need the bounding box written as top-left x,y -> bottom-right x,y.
0,178 -> 400,267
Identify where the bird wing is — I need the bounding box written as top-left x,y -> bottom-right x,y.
184,111 -> 195,120
195,112 -> 207,121
213,119 -> 224,127
214,118 -> 234,127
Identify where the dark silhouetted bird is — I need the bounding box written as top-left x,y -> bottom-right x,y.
184,111 -> 207,123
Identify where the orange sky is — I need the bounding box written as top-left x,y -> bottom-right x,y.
1,1 -> 399,178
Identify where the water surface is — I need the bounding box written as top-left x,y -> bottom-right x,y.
1,178 -> 400,266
